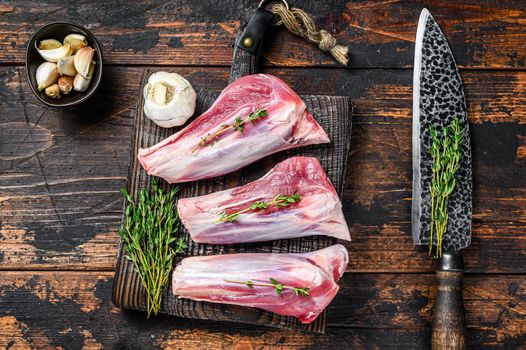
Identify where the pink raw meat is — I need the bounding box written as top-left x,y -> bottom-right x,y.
177,156 -> 351,244
138,74 -> 330,183
172,244 -> 349,323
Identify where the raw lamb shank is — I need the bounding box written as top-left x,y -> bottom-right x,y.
138,74 -> 330,183
172,244 -> 349,323
177,156 -> 351,244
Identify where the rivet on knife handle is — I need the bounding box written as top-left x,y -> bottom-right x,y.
431,252 -> 467,350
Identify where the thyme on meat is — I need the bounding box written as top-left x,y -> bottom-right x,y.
215,192 -> 302,223
224,278 -> 310,297
192,109 -> 268,153
119,181 -> 187,317
429,118 -> 464,258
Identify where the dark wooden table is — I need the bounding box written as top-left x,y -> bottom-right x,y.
1,1 -> 525,349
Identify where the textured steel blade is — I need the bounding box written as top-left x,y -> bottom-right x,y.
412,8 -> 472,251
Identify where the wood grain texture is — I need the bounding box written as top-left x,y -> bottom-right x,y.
1,1 -> 525,68
431,253 -> 467,349
1,272 -> 525,349
111,66 -> 352,332
1,67 -> 524,273
432,270 -> 467,350
2,0 -> 526,342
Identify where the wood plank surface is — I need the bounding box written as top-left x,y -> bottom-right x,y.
1,272 -> 524,349
1,66 -> 524,273
1,0 -> 525,348
0,1 -> 525,68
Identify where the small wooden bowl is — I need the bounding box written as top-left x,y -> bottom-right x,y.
25,22 -> 103,107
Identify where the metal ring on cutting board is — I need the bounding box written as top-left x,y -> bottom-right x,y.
258,0 -> 289,10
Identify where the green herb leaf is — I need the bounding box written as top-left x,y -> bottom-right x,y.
175,236 -> 188,253
233,117 -> 245,132
428,118 -> 464,258
225,278 -> 309,298
250,201 -> 270,210
215,191 -> 302,223
217,210 -> 241,222
269,278 -> 284,295
248,109 -> 268,123
293,287 -> 310,297
118,181 -> 184,317
193,108 -> 268,153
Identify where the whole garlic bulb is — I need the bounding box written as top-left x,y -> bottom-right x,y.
143,72 -> 196,128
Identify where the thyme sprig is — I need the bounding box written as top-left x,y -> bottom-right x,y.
215,192 -> 302,223
192,109 -> 268,153
224,278 -> 310,297
119,181 -> 187,317
429,118 -> 464,258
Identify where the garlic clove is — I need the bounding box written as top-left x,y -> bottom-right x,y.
57,55 -> 77,76
36,62 -> 59,91
73,62 -> 95,92
58,75 -> 74,95
45,83 -> 61,99
150,82 -> 168,105
38,39 -> 62,50
74,46 -> 95,78
143,71 -> 197,128
63,33 -> 87,53
36,43 -> 72,63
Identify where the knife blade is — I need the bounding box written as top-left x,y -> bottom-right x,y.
412,8 -> 472,251
412,8 -> 473,349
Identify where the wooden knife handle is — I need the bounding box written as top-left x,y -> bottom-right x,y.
431,252 -> 467,350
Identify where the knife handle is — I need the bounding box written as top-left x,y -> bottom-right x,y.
431,252 -> 467,350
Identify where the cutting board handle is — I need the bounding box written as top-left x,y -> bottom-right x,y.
229,6 -> 273,82
432,252 -> 467,350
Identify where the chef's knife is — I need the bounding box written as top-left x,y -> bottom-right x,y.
412,8 -> 472,349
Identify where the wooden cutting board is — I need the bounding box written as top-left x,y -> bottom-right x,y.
111,24 -> 352,332
111,69 -> 352,333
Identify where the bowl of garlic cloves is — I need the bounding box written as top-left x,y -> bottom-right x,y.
26,22 -> 103,107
